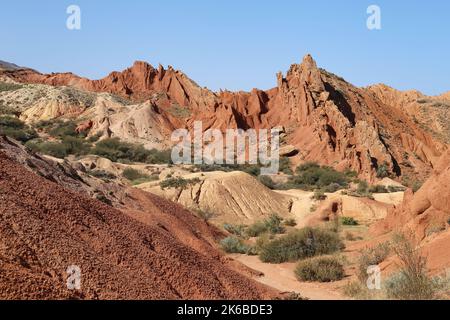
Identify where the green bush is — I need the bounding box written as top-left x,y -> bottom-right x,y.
220,236 -> 251,254
295,256 -> 344,282
341,217 -> 358,226
0,116 -> 37,142
159,177 -> 201,190
246,214 -> 285,237
92,138 -> 172,164
311,190 -> 327,201
284,218 -> 297,227
25,136 -> 91,158
223,223 -> 246,237
122,168 -> 150,182
376,162 -> 390,178
0,82 -> 23,92
259,227 -> 345,263
286,162 -> 349,191
369,185 -> 388,193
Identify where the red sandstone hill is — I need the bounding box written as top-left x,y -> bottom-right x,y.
1,55 -> 446,181
371,149 -> 450,274
0,137 -> 276,300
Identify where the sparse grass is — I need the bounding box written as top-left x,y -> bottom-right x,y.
195,209 -> 215,222
168,103 -> 191,118
295,256 -> 344,282
259,227 -> 345,263
258,175 -> 275,189
311,190 -> 327,201
122,168 -> 158,185
88,170 -> 117,181
376,162 -> 390,178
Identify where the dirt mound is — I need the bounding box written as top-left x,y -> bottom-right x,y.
138,171 -> 293,225
0,147 -> 276,299
2,55 -> 444,181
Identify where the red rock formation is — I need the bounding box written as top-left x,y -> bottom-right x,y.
2,55 -> 445,180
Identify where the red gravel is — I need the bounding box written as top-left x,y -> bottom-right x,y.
0,151 -> 275,300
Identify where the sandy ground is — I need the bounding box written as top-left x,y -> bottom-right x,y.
230,254 -> 345,300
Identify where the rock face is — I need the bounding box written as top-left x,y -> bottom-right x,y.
372,149 -> 450,241
2,55 -> 445,180
0,137 -> 276,299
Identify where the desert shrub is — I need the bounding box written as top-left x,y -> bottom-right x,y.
246,214 -> 285,237
220,236 -> 250,254
159,177 -> 200,190
295,256 -> 344,282
279,157 -> 293,175
323,183 -> 342,193
0,82 -> 23,92
223,223 -> 246,237
357,180 -> 369,193
195,209 -> 215,222
286,162 -> 349,191
88,170 -> 116,180
122,168 -> 149,181
25,140 -> 68,158
92,138 -> 172,164
344,231 -> 355,241
48,120 -> 79,138
384,233 -> 449,300
284,218 -> 297,227
0,116 -> 37,142
246,221 -> 268,237
259,227 -> 345,263
342,281 -> 372,299
265,214 -> 285,234
341,216 -> 358,226
412,180 -> 423,193
25,135 -> 90,158
357,242 -> 391,282
258,175 -> 275,189
376,162 -> 390,178
387,185 -> 407,193
311,190 -> 327,201
369,185 -> 388,193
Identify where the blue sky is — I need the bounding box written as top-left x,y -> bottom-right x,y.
1,1 -> 449,95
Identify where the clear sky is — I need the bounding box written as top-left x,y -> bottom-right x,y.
1,0 -> 449,95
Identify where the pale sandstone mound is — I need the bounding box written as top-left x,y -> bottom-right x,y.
2,55 -> 444,181
138,171 -> 293,225
0,138 -> 276,300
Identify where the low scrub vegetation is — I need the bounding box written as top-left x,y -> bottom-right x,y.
341,216 -> 358,226
220,236 -> 252,254
0,82 -> 23,92
0,116 -> 37,142
384,234 -> 449,300
159,177 -> 201,190
246,214 -> 285,237
259,227 -> 344,263
92,138 -> 172,164
295,256 -> 344,282
357,242 -> 391,282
